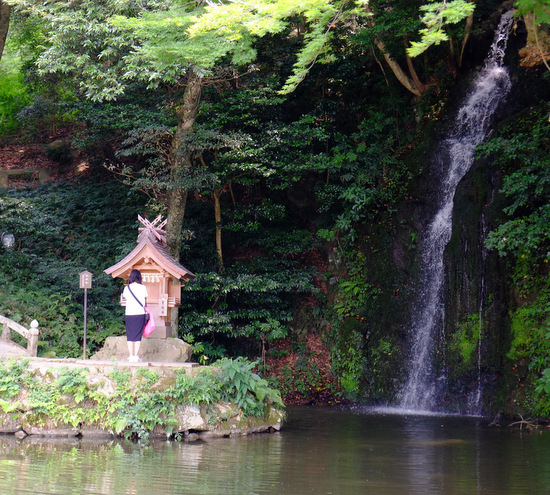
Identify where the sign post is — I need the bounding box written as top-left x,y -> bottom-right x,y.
79,271 -> 92,359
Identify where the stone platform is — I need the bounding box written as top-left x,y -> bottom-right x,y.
89,336 -> 193,363
23,355 -> 199,374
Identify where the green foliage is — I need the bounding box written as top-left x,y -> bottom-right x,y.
180,265 -> 315,347
114,384 -> 177,441
216,357 -> 283,417
506,302 -> 550,416
477,100 -> 550,369
56,367 -> 90,404
182,0 -> 370,93
534,364 -> 550,417
17,93 -> 79,139
9,0 -> 169,101
112,4 -> 257,75
0,359 -> 283,440
0,359 -> 29,398
329,326 -> 363,396
333,252 -> 381,319
0,180 -> 147,357
0,52 -> 31,136
479,105 -> 550,263
515,0 -> 550,24
448,314 -> 482,375
182,334 -> 227,366
315,114 -> 411,244
365,336 -> 397,398
6,9 -> 82,138
12,0 -> 368,99
507,305 -> 550,371
407,1 -> 476,57
170,368 -> 222,405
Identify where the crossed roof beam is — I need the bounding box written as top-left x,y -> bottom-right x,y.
138,214 -> 167,244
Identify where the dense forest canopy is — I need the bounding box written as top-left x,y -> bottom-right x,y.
0,0 -> 549,414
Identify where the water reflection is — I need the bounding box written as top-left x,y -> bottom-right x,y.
1,407 -> 550,494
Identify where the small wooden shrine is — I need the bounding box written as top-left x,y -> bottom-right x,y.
104,215 -> 195,338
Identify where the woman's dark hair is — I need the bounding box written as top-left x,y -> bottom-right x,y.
128,269 -> 142,284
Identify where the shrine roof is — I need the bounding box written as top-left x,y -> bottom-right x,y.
104,216 -> 195,281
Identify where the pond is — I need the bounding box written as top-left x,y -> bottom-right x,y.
1,406 -> 549,494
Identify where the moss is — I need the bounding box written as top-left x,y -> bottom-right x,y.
447,314 -> 482,377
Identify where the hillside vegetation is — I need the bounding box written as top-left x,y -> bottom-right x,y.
0,0 -> 549,415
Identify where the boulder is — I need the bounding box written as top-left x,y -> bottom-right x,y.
90,336 -> 192,363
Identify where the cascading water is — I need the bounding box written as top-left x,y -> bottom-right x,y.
398,11 -> 515,412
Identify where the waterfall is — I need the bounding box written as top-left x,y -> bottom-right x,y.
398,11 -> 515,412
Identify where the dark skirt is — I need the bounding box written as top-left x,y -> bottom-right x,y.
125,314 -> 146,342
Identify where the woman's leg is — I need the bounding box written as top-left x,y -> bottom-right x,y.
134,314 -> 145,360
134,340 -> 141,360
127,340 -> 134,360
126,315 -> 134,360
125,315 -> 144,361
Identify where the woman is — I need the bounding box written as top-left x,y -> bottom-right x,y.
122,269 -> 148,362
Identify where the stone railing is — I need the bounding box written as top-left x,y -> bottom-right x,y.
0,315 -> 39,357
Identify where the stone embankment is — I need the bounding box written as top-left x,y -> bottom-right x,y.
0,338 -> 284,441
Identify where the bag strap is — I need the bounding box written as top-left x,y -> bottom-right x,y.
127,285 -> 145,308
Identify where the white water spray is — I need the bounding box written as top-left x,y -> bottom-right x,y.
398,11 -> 515,412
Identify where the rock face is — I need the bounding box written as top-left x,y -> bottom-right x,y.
90,336 -> 192,363
0,400 -> 284,440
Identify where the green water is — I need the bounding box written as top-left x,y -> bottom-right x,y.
1,407 -> 549,494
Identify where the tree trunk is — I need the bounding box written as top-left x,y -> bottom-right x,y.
520,13 -> 550,72
165,70 -> 202,259
365,5 -> 424,97
213,188 -> 224,272
404,39 -> 426,94
459,12 -> 474,68
165,70 -> 202,337
374,37 -> 423,97
0,1 -> 10,62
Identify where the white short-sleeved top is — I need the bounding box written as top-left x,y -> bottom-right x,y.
122,282 -> 148,315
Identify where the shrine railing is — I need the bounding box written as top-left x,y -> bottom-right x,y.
0,315 -> 39,357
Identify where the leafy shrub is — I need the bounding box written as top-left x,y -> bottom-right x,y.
216,357 -> 283,416
179,267 -> 314,352
0,360 -> 28,398
170,367 -> 222,405
330,327 -> 363,397
0,56 -> 31,136
478,104 -> 550,293
506,303 -> 550,416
